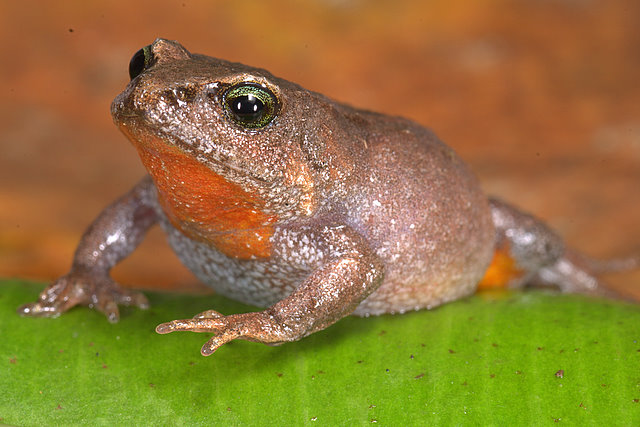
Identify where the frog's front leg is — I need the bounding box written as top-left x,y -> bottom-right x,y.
18,177 -> 159,322
156,226 -> 384,356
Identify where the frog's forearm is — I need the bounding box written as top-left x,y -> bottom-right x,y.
18,177 -> 158,321
72,177 -> 158,274
267,250 -> 384,338
269,226 -> 384,337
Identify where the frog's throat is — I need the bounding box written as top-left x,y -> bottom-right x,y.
119,124 -> 277,259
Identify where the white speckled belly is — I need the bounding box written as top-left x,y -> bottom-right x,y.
161,217 -> 320,308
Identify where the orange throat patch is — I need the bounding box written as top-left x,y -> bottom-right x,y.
120,125 -> 276,259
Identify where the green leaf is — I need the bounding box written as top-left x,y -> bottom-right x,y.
1,280 -> 639,425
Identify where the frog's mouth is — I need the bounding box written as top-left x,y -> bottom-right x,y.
118,122 -> 278,260
112,89 -> 273,185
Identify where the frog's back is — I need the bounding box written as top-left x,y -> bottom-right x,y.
339,111 -> 495,314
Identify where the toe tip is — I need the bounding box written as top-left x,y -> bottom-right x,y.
16,303 -> 33,316
155,323 -> 171,334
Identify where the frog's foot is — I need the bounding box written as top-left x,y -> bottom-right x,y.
17,271 -> 149,323
535,250 -> 639,300
156,310 -> 293,356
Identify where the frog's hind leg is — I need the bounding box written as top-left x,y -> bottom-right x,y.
479,197 -> 638,298
533,249 -> 638,299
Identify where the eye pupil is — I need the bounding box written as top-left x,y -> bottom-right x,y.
232,94 -> 264,117
224,84 -> 278,128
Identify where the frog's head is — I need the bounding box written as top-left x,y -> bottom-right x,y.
112,39 -> 352,258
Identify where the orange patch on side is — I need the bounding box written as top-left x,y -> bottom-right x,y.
120,125 -> 276,259
477,246 -> 524,290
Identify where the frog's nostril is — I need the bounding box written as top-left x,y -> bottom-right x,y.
129,45 -> 154,80
174,86 -> 197,103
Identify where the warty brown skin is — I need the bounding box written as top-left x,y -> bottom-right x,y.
18,39 -> 638,356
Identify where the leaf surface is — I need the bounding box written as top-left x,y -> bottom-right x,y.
1,280 -> 639,425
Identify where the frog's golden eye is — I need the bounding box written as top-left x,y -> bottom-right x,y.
223,84 -> 278,129
128,45 -> 155,80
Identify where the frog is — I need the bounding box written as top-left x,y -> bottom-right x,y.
19,39 -> 638,356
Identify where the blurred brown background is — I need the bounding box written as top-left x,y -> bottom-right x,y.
1,0 -> 638,297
